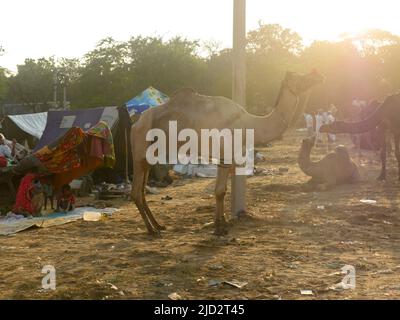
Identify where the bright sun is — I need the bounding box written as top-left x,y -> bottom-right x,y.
248,0 -> 400,42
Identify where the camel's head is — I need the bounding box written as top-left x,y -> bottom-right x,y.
301,136 -> 316,149
284,69 -> 325,96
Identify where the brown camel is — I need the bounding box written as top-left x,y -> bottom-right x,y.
131,70 -> 324,236
320,93 -> 400,181
298,137 -> 360,190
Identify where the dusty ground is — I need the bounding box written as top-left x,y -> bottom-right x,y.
1,129 -> 400,300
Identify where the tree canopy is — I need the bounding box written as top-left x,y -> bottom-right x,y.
1,24 -> 400,117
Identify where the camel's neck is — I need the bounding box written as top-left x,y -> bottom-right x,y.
298,144 -> 317,177
243,87 -> 298,146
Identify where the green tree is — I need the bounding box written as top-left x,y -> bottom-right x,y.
7,57 -> 55,103
245,23 -> 303,114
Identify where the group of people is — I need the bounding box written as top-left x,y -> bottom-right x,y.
303,107 -> 337,145
13,174 -> 76,217
1,132 -> 76,217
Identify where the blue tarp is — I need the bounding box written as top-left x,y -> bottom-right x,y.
126,86 -> 169,115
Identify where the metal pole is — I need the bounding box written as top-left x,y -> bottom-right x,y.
231,0 -> 246,218
53,69 -> 58,109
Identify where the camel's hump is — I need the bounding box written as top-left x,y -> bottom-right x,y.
171,88 -> 198,100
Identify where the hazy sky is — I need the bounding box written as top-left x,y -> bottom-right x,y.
1,0 -> 400,72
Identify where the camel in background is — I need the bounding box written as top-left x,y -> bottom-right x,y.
131,70 -> 324,236
320,93 -> 400,181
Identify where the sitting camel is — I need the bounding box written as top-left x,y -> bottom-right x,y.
298,137 -> 360,189
131,70 -> 324,236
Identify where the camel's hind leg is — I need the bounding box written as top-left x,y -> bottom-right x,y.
132,161 -> 159,235
214,165 -> 231,236
142,167 -> 166,231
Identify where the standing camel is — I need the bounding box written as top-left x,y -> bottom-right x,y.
131,70 -> 324,236
320,93 -> 400,181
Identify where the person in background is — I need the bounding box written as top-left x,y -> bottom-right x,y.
315,110 -> 325,146
325,111 -> 336,145
303,113 -> 314,137
57,184 -> 75,213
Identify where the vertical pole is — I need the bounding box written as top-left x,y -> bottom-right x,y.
63,86 -> 67,109
53,69 -> 58,109
231,0 -> 246,218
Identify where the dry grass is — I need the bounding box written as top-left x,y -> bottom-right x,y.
1,129 -> 400,299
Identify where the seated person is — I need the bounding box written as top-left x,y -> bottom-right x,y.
0,133 -> 16,160
57,184 -> 75,212
13,173 -> 44,217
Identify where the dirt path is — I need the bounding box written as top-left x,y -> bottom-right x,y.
1,130 -> 400,299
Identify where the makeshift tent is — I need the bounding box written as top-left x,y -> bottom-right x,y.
8,112 -> 47,139
34,106 -> 132,176
0,112 -> 47,149
125,86 -> 169,116
34,121 -> 115,190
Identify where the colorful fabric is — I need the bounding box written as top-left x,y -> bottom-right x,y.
87,121 -> 115,168
35,128 -> 86,174
33,121 -> 115,191
0,155 -> 6,167
126,86 -> 169,115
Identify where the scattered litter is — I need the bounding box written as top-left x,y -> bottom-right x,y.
329,282 -> 351,291
383,220 -> 393,225
83,211 -> 107,222
196,277 -> 206,283
317,205 -> 325,210
201,221 -> 214,229
119,291 -> 125,296
255,152 -> 266,163
371,269 -> 394,275
107,283 -> 118,290
360,199 -> 377,204
168,292 -> 182,300
339,241 -> 363,246
300,290 -> 313,295
95,182 -> 131,199
145,186 -> 160,195
254,168 -> 288,176
208,264 -> 224,271
208,279 -> 221,287
223,280 -> 248,289
161,195 -> 173,201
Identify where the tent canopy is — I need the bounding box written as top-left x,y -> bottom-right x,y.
126,86 -> 169,115
33,106 -> 132,175
0,112 -> 47,149
35,107 -> 119,151
8,112 -> 47,139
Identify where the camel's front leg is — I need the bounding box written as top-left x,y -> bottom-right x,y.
132,161 -> 160,236
214,165 -> 231,236
142,167 -> 166,230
